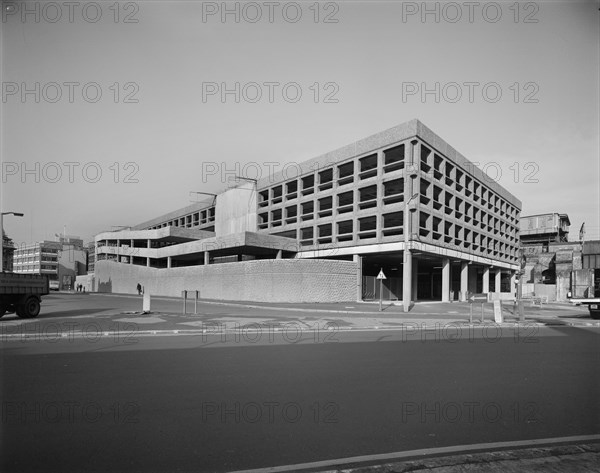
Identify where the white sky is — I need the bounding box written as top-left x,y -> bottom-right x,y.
1,0 -> 599,247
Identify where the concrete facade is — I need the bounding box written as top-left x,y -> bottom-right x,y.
95,119 -> 521,305
95,259 -> 357,302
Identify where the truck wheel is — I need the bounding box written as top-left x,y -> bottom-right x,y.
17,297 -> 40,319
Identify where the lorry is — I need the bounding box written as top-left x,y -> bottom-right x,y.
0,272 -> 49,318
569,281 -> 600,320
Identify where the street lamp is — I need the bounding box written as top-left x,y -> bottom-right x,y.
1,212 -> 24,272
189,191 -> 217,206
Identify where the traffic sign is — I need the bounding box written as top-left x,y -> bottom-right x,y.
469,293 -> 488,303
376,269 -> 386,280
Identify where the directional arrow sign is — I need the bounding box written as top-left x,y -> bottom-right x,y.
376,269 -> 386,280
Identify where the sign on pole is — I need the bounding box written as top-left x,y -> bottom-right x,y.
377,268 -> 386,311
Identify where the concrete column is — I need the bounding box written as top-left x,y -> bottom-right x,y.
354,254 -> 362,302
412,257 -> 418,301
167,256 -> 171,269
276,249 -> 282,259
147,239 -> 151,249
460,261 -> 468,301
483,267 -> 490,293
510,272 -> 516,297
130,239 -> 134,248
204,251 -> 209,265
495,269 -> 502,292
442,258 -> 450,302
402,250 -> 412,312
146,257 -> 150,267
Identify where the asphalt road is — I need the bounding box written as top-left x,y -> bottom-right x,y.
2,318 -> 599,472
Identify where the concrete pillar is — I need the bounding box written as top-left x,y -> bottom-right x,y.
412,257 -> 418,301
483,267 -> 490,293
495,269 -> 502,292
276,249 -> 282,259
167,256 -> 171,269
510,272 -> 516,297
403,250 -> 412,312
442,258 -> 450,302
130,239 -> 134,248
147,239 -> 151,249
354,254 -> 362,302
460,261 -> 468,301
204,251 -> 209,265
146,257 -> 150,267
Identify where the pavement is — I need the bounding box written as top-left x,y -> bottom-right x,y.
316,442 -> 600,472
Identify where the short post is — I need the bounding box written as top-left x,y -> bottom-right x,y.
194,290 -> 199,315
481,303 -> 484,323
143,292 -> 151,313
182,290 -> 187,315
469,302 -> 473,324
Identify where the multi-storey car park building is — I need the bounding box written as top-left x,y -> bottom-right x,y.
95,119 -> 521,307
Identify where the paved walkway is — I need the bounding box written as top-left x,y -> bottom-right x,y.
317,442 -> 600,473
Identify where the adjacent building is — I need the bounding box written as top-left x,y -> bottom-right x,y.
519,213 -> 570,247
95,119 -> 522,305
13,238 -> 87,290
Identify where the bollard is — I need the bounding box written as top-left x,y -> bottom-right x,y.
481,303 -> 484,323
143,292 -> 151,313
518,300 -> 524,322
182,290 -> 187,315
194,290 -> 199,315
469,303 -> 473,324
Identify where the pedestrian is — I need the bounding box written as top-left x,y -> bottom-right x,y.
137,283 -> 142,295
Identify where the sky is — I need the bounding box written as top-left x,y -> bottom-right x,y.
1,0 -> 599,248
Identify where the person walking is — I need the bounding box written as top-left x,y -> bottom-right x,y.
137,283 -> 142,295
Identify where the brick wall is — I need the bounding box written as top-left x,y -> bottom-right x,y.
95,259 -> 358,303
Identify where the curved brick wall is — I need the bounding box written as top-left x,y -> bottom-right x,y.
95,259 -> 358,303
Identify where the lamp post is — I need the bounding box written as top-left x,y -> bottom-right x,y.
1,212 -> 24,272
